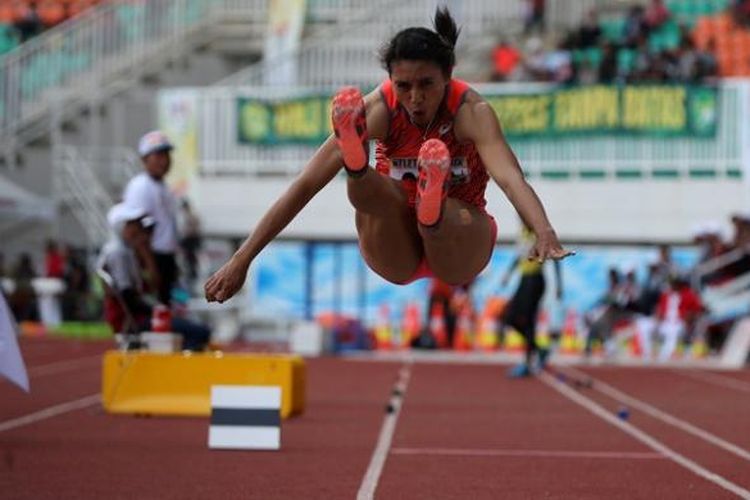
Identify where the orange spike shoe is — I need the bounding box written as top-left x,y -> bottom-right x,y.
331,86 -> 369,175
416,138 -> 451,227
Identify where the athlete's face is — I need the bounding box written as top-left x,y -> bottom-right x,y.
390,60 -> 448,127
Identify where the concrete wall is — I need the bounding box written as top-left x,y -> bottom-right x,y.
195,175 -> 746,244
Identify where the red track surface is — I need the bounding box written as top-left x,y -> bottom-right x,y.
1,338 -> 749,499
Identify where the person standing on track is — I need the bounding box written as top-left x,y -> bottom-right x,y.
501,221 -> 563,377
205,7 -> 573,304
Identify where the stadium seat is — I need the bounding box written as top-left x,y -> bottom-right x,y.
37,0 -> 67,27
67,0 -> 98,18
617,48 -> 636,74
0,23 -> 18,55
600,18 -> 624,43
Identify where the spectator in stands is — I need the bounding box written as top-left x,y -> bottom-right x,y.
633,257 -> 668,359
691,222 -> 731,286
731,0 -> 750,28
644,0 -> 671,31
730,211 -> 750,248
0,251 -> 6,278
8,253 -> 37,321
695,39 -> 718,81
655,244 -> 679,282
599,41 -> 619,83
522,36 -> 551,81
123,130 -> 180,305
674,37 -> 699,82
727,211 -> 750,276
546,39 -> 574,83
655,275 -> 703,361
623,6 -> 648,48
577,8 -> 602,48
179,198 -> 203,294
630,35 -> 657,81
98,203 -> 209,351
61,247 -> 91,321
13,1 -> 42,43
490,38 -> 521,82
44,240 -> 65,279
523,0 -> 546,35
584,266 -> 635,357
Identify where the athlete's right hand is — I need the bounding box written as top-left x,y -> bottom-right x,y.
204,257 -> 249,303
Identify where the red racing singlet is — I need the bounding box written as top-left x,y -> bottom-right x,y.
375,78 -> 489,209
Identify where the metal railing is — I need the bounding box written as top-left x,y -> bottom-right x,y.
0,0 -> 270,154
54,145 -> 141,247
194,81 -> 749,178
218,0 -> 524,88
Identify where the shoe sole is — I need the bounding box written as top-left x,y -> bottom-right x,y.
417,138 -> 450,226
332,86 -> 368,172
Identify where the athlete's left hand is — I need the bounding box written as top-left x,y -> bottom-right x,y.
528,229 -> 575,263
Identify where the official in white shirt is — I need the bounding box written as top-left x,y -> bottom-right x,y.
123,130 -> 179,304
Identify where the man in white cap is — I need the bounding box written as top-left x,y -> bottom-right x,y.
122,130 -> 179,304
98,203 -> 210,351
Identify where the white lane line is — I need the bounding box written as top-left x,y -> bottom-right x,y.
538,372 -> 750,499
566,367 -> 750,463
28,355 -> 101,377
392,448 -> 665,460
357,362 -> 413,500
0,394 -> 100,433
675,370 -> 750,394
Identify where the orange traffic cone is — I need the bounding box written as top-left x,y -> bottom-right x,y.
475,297 -> 503,351
429,301 -> 448,349
401,302 -> 421,349
559,309 -> 580,354
453,301 -> 474,351
373,304 -> 392,350
630,326 -> 643,357
536,309 -> 551,350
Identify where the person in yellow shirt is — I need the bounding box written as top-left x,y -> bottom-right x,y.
501,222 -> 564,377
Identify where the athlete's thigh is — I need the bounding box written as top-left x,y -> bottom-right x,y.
421,199 -> 496,284
356,209 -> 423,284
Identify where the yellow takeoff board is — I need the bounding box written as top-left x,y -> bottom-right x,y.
102,351 -> 305,418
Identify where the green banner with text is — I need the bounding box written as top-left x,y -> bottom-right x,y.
237,85 -> 717,145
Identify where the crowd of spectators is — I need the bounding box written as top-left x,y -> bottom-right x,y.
583,211 -> 750,359
488,0 -> 750,85
0,241 -> 94,323
0,1 -> 100,55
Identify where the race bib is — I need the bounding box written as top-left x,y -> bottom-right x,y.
390,157 -> 470,184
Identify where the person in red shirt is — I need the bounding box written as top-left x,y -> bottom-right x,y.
44,240 -> 65,279
491,39 -> 521,81
655,276 -> 704,362
204,7 -> 572,305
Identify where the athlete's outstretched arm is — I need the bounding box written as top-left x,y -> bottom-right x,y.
456,95 -> 574,262
204,136 -> 343,303
205,90 -> 388,303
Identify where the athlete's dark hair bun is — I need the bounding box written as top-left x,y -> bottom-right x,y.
434,6 -> 460,49
379,6 -> 461,77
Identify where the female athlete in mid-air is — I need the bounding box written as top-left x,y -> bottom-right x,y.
205,7 -> 573,304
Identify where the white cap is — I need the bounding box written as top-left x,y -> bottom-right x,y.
690,223 -> 705,238
137,130 -> 173,157
107,203 -> 147,232
703,221 -> 722,236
